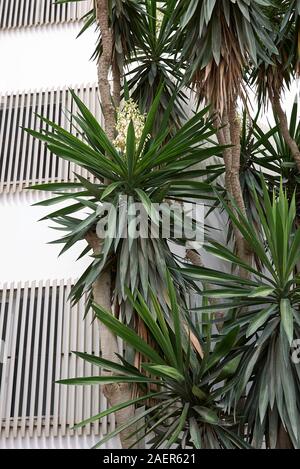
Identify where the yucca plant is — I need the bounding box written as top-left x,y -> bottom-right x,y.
251,0 -> 300,172
182,179 -> 300,448
224,110 -> 277,259
174,0 -> 276,113
26,88 -> 223,322
126,0 -> 187,130
172,0 -> 277,265
240,103 -> 300,223
58,272 -> 249,449
223,104 -> 300,260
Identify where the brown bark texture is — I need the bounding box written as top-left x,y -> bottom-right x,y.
272,90 -> 300,173
91,1 -> 135,449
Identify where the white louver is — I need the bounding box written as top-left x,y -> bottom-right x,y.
0,83 -> 102,194
0,279 -> 108,438
0,0 -> 91,29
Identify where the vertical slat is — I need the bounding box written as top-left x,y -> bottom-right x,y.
36,279 -> 50,436
59,279 -> 71,435
44,280 -> 57,436
52,280 -> 64,436
43,88 -> 54,183
68,282 -> 78,432
11,0 -> 19,28
25,89 -> 37,187
28,280 -> 43,437
92,304 -> 102,435
61,0 -> 67,23
45,0 -> 51,25
2,283 -> 21,437
78,0 -> 89,20
7,0 -> 14,28
0,1 -> 6,28
11,91 -> 25,192
0,92 -> 8,193
4,0 -> 11,28
1,93 -> 14,193
12,282 -> 29,437
61,87 -> 70,181
87,84 -> 94,183
39,89 -> 48,182
50,0 -> 57,24
56,88 -> 65,181
16,0 -> 25,28
68,86 -> 76,182
75,296 -> 85,435
31,89 -> 43,186
23,0 -> 30,27
90,84 -> 100,184
17,90 -> 31,191
77,85 -> 87,179
51,88 -> 60,182
56,88 -> 67,181
28,0 -> 35,27
5,92 -> 20,192
67,2 -> 77,21
83,304 -> 92,436
20,281 -> 36,437
0,282 -> 8,435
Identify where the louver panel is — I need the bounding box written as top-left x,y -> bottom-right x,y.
0,0 -> 90,29
0,279 -> 107,438
0,84 -> 102,194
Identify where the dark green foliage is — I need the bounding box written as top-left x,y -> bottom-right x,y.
59,273 -> 249,449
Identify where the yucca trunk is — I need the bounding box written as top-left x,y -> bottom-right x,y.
215,98 -> 252,274
275,423 -> 293,449
93,0 -> 135,449
271,90 -> 300,173
96,0 -> 115,141
112,57 -> 121,107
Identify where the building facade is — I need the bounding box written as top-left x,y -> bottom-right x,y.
0,0 -> 117,449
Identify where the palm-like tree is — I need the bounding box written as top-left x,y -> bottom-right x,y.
183,181 -> 300,448
252,0 -> 300,172
126,0 -> 187,130
174,0 -> 277,264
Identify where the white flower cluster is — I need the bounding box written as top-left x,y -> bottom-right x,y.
114,99 -> 146,153
156,6 -> 164,36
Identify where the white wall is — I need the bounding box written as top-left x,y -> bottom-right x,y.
0,23 -> 97,92
0,192 -> 90,284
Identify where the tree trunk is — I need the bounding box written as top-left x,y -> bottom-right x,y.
272,90 -> 300,173
112,56 -> 121,108
96,0 -> 115,141
93,1 -> 135,448
228,98 -> 247,218
228,99 -> 252,272
276,423 -> 293,449
214,102 -> 251,273
86,231 -> 136,449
